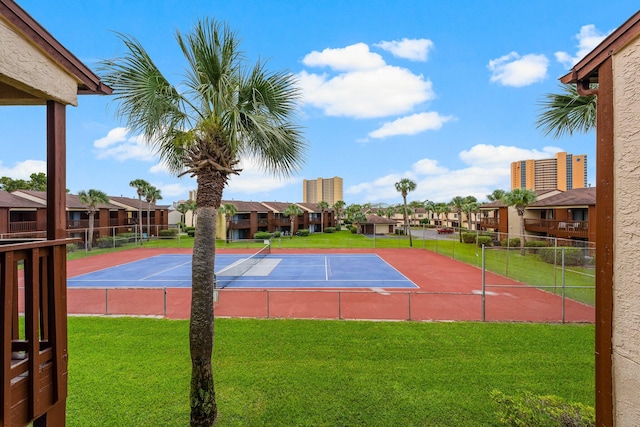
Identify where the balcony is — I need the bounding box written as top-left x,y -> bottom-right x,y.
9,221 -> 38,233
1,238 -> 75,425
479,217 -> 500,229
524,219 -> 589,239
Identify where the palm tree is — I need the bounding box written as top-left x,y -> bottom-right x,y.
535,83 -> 597,138
434,202 -> 451,228
449,196 -> 466,242
317,200 -> 329,232
220,203 -> 237,242
77,189 -> 109,251
101,19 -> 306,426
424,200 -> 435,225
129,179 -> 149,240
284,204 -> 303,238
144,185 -> 162,239
502,188 -> 537,256
462,197 -> 479,232
176,202 -> 189,227
333,200 -> 345,229
185,199 -> 198,227
486,189 -> 507,202
394,178 -> 417,247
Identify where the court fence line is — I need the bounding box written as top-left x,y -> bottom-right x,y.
65,284 -> 594,323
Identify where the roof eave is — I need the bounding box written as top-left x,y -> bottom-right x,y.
0,0 -> 112,96
561,10 -> 640,84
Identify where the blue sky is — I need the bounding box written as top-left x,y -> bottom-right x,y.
2,1 -> 637,207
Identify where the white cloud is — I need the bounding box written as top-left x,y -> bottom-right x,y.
225,157 -> 300,195
298,41 -> 436,119
93,128 -> 156,162
0,159 -> 46,179
155,182 -> 191,198
488,52 -> 549,87
302,43 -> 386,71
368,112 -> 454,139
93,127 -> 128,148
346,144 -> 566,203
298,67 -> 434,119
555,24 -> 608,69
375,38 -> 434,61
459,144 -> 563,167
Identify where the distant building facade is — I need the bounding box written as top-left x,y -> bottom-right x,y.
302,176 -> 343,205
511,152 -> 587,191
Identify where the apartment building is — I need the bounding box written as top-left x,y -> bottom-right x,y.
511,152 -> 587,191
302,176 -> 343,205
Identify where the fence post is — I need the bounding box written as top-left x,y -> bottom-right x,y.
481,244 -> 486,322
561,248 -> 566,324
85,228 -> 88,254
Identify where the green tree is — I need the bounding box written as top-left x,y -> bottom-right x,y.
77,189 -> 109,251
317,200 -> 329,232
434,202 -> 450,228
28,172 -> 47,191
486,189 -> 507,202
332,200 -> 345,228
449,196 -> 467,242
129,179 -> 150,240
424,200 -> 435,225
144,185 -> 162,238
176,202 -> 189,227
462,197 -> 479,232
101,19 -> 305,426
185,199 -> 198,227
502,188 -> 537,256
395,178 -> 417,247
535,83 -> 597,138
220,203 -> 237,242
284,204 -> 303,238
0,176 -> 28,192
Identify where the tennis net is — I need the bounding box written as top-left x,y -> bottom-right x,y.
214,242 -> 271,289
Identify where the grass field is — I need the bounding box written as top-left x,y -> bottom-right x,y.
67,317 -> 594,427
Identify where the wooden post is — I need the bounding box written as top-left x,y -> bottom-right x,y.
46,101 -> 66,241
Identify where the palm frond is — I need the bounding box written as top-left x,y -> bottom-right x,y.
535,84 -> 597,139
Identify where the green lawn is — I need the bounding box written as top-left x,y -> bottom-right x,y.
67,317 -> 594,426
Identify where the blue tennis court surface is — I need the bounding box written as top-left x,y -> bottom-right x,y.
68,254 -> 418,289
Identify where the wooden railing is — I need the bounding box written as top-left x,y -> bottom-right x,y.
524,219 -> 589,239
9,222 -> 38,234
1,238 -> 76,426
479,217 -> 499,228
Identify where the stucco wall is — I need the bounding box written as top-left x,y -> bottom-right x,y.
0,17 -> 78,105
612,34 -> 640,426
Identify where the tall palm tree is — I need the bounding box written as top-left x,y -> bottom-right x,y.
333,200 -> 345,229
176,202 -> 189,227
284,204 -> 303,238
101,19 -> 306,426
184,199 -> 198,227
220,203 -> 237,242
449,196 -> 467,242
535,83 -> 597,138
462,197 -> 479,232
424,200 -> 435,225
77,189 -> 109,251
129,179 -> 149,240
502,188 -> 537,256
317,200 -> 329,232
394,178 -> 416,247
434,202 -> 451,228
145,185 -> 162,238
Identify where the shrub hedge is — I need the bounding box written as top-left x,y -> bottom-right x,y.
538,247 -> 586,266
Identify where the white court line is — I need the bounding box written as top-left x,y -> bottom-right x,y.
325,256 -> 329,281
140,259 -> 192,281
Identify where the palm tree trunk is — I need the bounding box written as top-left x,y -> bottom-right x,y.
190,171 -> 222,426
519,214 -> 526,256
88,213 -> 95,251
